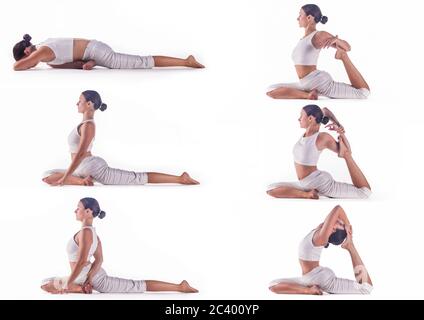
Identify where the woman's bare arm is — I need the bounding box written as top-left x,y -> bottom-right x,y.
66,229 -> 92,287
13,48 -> 48,70
314,205 -> 351,246
322,107 -> 342,127
84,238 -> 103,285
54,122 -> 95,185
316,132 -> 339,153
313,31 -> 351,51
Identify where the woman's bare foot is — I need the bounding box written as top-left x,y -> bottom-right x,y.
180,172 -> 200,185
307,285 -> 323,295
308,89 -> 318,100
64,283 -> 85,294
338,136 -> 351,158
83,60 -> 96,70
41,282 -> 61,294
41,281 -> 85,294
307,189 -> 319,199
82,283 -> 93,294
82,176 -> 94,186
186,55 -> 204,68
335,49 -> 347,60
179,280 -> 198,293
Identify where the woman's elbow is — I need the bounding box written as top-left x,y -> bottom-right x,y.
13,63 -> 24,71
334,204 -> 345,213
13,62 -> 31,71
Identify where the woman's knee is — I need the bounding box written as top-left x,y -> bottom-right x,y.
357,88 -> 370,99
266,188 -> 280,197
358,187 -> 372,199
358,283 -> 373,294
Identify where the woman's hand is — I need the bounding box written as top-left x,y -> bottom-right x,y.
341,232 -> 354,250
307,285 -> 323,295
82,176 -> 94,186
323,35 -> 339,49
82,283 -> 93,294
51,176 -> 67,186
82,277 -> 93,294
325,122 -> 345,134
323,35 -> 351,51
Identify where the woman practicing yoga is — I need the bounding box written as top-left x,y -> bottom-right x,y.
13,34 -> 204,71
41,198 -> 198,294
267,104 -> 371,199
269,205 -> 373,295
42,90 -> 199,186
267,4 -> 370,100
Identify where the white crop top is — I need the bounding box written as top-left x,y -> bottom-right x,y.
293,131 -> 322,166
68,120 -> 94,153
291,31 -> 321,66
37,38 -> 74,65
298,229 -> 323,261
66,226 -> 98,262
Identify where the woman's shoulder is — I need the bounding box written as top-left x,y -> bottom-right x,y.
80,120 -> 96,129
316,132 -> 333,147
79,227 -> 95,241
312,30 -> 333,47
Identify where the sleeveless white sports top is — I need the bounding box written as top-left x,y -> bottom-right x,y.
37,38 -> 74,65
66,226 -> 98,262
298,229 -> 323,261
291,31 -> 321,66
68,119 -> 94,153
293,131 -> 321,166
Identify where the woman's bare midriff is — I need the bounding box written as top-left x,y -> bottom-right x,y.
295,65 -> 317,80
295,163 -> 317,180
71,152 -> 92,161
299,260 -> 320,275
73,39 -> 91,61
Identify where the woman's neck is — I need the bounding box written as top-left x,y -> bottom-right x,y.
83,112 -> 94,121
304,125 -> 320,136
304,25 -> 317,37
82,220 -> 93,227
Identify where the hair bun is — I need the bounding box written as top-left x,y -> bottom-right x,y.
23,34 -> 32,42
321,116 -> 329,125
320,16 -> 328,24
98,210 -> 106,219
99,103 -> 107,112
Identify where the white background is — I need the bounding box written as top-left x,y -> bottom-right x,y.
0,0 -> 422,299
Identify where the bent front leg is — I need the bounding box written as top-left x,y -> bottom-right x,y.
266,86 -> 317,99
41,279 -> 85,294
267,183 -> 318,199
42,172 -> 93,186
269,281 -> 322,295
